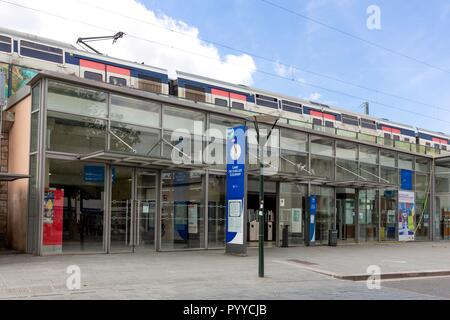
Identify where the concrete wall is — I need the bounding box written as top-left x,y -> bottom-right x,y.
7,95 -> 31,251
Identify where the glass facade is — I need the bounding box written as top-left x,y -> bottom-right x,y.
24,78 -> 450,255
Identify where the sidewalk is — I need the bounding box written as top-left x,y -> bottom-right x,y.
0,242 -> 448,299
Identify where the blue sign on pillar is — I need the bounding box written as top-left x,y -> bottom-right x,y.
225,126 -> 246,253
400,169 -> 413,191
309,195 -> 317,243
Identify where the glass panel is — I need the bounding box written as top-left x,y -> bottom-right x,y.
336,188 -> 356,241
360,163 -> 379,182
310,135 -> 333,157
30,112 -> 39,153
163,106 -> 205,132
27,154 -> 39,254
398,153 -> 414,170
279,183 -> 306,246
380,189 -> 397,241
135,170 -> 157,251
415,191 -> 430,240
0,63 -> 9,98
110,121 -> 161,156
416,157 -> 430,173
310,186 -> 334,245
380,150 -> 397,167
47,111 -> 106,154
435,165 -> 450,193
311,156 -> 333,179
208,174 -> 226,248
435,194 -> 450,240
381,166 -> 398,185
47,81 -> 107,118
336,141 -> 357,160
31,84 -> 40,111
336,160 -> 358,181
358,190 -> 378,242
110,95 -> 161,128
110,166 -> 133,252
161,170 -> 205,249
280,128 -> 308,173
359,145 -> 378,164
44,159 -> 105,253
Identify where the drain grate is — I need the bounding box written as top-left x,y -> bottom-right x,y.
287,259 -> 318,266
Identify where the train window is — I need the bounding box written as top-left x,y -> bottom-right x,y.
443,145 -> 447,151
425,142 -> 431,147
360,118 -> 376,130
109,76 -> 127,87
313,118 -> 322,126
282,100 -> 302,114
84,71 -> 103,82
0,35 -> 12,53
138,74 -> 162,93
404,138 -> 410,143
325,121 -> 334,128
342,114 -> 359,126
434,144 -> 440,149
255,94 -> 278,109
393,135 -> 400,141
384,133 -> 391,139
214,98 -> 228,107
20,40 -> 63,64
232,101 -> 244,110
185,84 -> 206,103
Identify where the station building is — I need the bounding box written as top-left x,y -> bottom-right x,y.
2,70 -> 450,255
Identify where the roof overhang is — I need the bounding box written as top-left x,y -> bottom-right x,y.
325,179 -> 398,190
77,150 -> 208,170
0,173 -> 30,181
247,169 -> 327,184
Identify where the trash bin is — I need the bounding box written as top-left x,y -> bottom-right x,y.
281,225 -> 289,247
328,229 -> 337,247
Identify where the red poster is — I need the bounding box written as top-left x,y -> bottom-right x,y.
43,188 -> 64,246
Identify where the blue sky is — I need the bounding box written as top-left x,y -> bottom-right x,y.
144,0 -> 450,133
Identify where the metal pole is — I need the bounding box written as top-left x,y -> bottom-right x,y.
258,129 -> 264,278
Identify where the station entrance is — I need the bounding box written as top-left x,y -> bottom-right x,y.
247,179 -> 277,245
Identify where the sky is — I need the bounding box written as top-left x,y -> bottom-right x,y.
1,0 -> 450,134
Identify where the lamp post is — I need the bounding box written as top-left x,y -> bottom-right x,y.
249,114 -> 280,278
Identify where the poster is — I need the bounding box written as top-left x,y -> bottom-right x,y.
43,188 -> 64,248
291,208 -> 302,233
398,190 -> 415,241
225,125 -> 246,247
188,203 -> 198,234
11,65 -> 38,96
0,63 -> 8,100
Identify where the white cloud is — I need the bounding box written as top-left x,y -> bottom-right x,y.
0,0 -> 257,84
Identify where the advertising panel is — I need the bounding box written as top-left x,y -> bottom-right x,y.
398,190 -> 415,241
43,188 -> 64,250
225,126 -> 246,246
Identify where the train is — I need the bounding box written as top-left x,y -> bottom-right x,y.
1,27 -> 449,152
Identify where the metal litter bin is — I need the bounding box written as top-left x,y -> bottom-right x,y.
281,225 -> 289,247
328,229 -> 337,247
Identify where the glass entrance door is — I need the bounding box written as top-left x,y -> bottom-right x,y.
110,166 -> 134,252
110,167 -> 157,252
358,190 -> 379,241
135,169 -> 157,251
336,188 -> 356,242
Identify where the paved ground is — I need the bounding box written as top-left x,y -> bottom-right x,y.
0,242 -> 449,300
